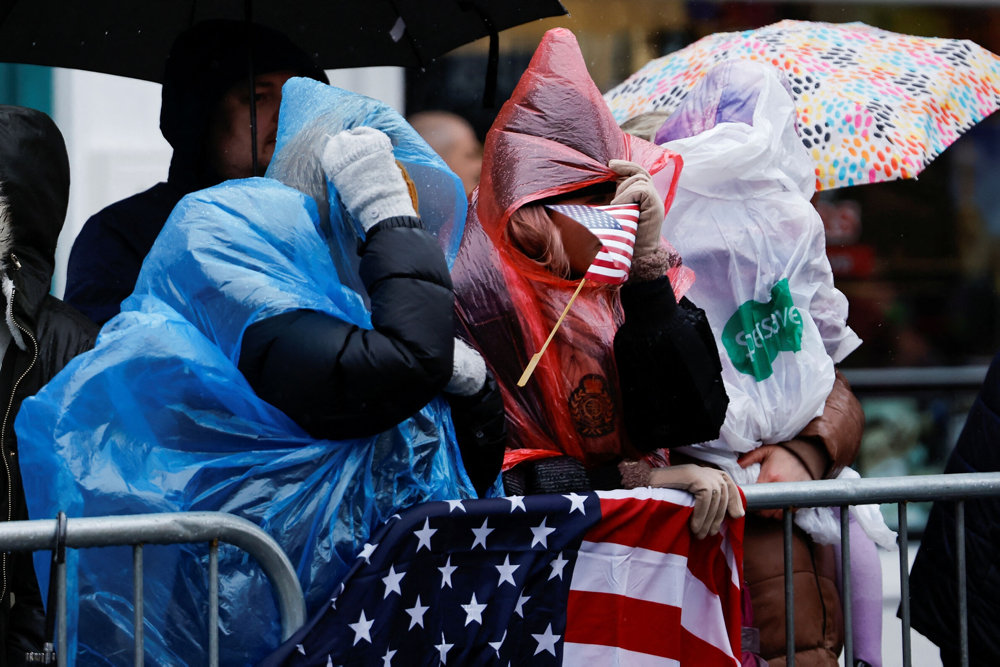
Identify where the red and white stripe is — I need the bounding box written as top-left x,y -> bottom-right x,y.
564,487 -> 744,666
585,203 -> 639,284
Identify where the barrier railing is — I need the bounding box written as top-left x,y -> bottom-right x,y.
6,472 -> 998,666
0,511 -> 306,667
742,471 -> 1000,667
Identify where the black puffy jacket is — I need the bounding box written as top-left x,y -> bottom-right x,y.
239,216 -> 455,440
239,216 -> 505,495
0,106 -> 98,665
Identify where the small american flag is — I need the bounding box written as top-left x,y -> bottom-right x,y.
545,203 -> 639,285
263,488 -> 744,666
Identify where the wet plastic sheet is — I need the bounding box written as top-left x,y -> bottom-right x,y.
451,28 -> 688,469
16,78 -> 474,665
656,61 -> 862,477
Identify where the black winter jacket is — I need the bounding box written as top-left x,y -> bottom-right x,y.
0,106 -> 98,665
908,349 -> 1000,665
504,275 -> 727,494
239,217 -> 505,495
239,216 -> 455,439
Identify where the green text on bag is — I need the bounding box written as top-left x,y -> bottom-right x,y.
721,278 -> 803,381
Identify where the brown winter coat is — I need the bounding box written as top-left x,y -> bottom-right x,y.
743,370 -> 864,667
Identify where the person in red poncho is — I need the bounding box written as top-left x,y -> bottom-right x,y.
452,28 -> 742,538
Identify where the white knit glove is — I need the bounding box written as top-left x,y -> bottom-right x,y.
445,338 -> 487,396
322,127 -> 417,231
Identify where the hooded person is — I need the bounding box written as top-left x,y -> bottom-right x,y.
452,28 -> 741,540
15,78 -> 502,665
0,106 -> 97,664
636,60 -> 888,667
64,19 -> 329,326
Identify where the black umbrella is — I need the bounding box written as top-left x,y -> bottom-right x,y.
0,0 -> 566,82
0,0 -> 566,173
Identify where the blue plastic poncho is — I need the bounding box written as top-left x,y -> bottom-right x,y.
16,78 -> 474,665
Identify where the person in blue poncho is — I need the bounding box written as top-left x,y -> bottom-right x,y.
15,78 -> 504,666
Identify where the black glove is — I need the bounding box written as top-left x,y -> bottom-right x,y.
446,372 -> 507,497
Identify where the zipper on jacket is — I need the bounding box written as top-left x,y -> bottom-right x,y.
0,321 -> 38,604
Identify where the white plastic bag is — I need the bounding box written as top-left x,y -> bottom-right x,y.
657,61 -> 862,476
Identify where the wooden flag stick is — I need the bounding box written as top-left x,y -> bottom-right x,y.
517,278 -> 587,387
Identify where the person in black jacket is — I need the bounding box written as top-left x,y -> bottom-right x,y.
907,349 -> 1000,666
0,106 -> 98,665
64,20 -> 329,326
244,125 -> 505,496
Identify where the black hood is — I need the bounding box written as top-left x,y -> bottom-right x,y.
160,19 -> 329,192
0,105 -> 67,281
0,105 -> 68,346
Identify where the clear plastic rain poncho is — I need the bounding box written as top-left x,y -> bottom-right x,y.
654,60 -> 860,474
15,77 -> 475,665
452,28 -> 691,471
654,61 -> 892,547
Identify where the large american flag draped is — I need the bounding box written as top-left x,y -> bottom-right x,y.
262,488 -> 744,666
545,203 -> 639,285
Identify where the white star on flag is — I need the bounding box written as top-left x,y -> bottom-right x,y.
446,499 -> 466,513
471,518 -> 493,549
530,517 -> 556,548
564,493 -> 587,514
405,595 -> 429,630
461,592 -> 487,626
438,555 -> 457,589
414,518 -> 436,551
357,542 -> 377,564
506,495 -> 526,512
548,551 -> 568,580
532,623 -> 561,656
515,593 -> 530,617
489,630 -> 507,657
435,633 -> 453,664
382,648 -> 396,666
495,555 -> 520,587
330,581 -> 345,609
381,565 -> 405,598
348,610 -> 374,646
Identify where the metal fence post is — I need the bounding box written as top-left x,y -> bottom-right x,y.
898,502 -> 911,667
133,544 -> 144,667
784,509 -> 795,667
956,501 -> 968,667
840,506 -> 852,666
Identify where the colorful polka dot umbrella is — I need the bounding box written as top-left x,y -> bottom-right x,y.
605,20 -> 1000,191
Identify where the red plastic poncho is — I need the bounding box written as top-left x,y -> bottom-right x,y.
452,28 -> 689,470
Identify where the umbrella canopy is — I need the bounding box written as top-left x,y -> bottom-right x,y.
0,0 -> 566,81
605,20 -> 1000,191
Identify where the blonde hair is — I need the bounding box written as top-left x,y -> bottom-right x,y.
506,205 -> 571,278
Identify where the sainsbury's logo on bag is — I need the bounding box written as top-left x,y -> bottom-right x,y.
721,279 -> 803,381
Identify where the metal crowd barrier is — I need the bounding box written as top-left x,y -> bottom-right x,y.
743,471 -> 1000,667
0,511 -> 306,667
6,473 -> 998,666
